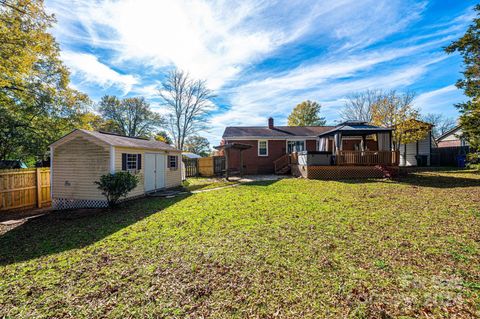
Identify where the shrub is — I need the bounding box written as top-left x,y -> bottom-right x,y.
467,152 -> 480,171
94,172 -> 139,207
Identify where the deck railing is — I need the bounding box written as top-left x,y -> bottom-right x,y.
336,150 -> 399,166
273,154 -> 290,173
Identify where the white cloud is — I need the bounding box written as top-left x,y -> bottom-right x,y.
61,51 -> 138,94
414,85 -> 465,114
45,0 -> 471,145
48,0 -> 427,90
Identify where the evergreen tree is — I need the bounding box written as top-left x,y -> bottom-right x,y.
445,4 -> 480,149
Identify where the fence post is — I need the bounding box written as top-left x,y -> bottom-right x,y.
36,168 -> 42,208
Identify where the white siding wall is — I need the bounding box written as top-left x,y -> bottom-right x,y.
399,132 -> 431,166
52,136 -> 110,200
114,147 -> 182,198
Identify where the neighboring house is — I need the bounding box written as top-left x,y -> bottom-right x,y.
436,125 -> 469,148
50,129 -> 182,209
221,118 -> 399,175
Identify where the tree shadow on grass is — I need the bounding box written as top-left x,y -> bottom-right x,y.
394,172 -> 480,188
0,194 -> 189,266
337,172 -> 480,189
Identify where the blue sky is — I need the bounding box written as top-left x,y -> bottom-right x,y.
46,0 -> 476,145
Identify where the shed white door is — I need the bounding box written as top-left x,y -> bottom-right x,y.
155,154 -> 165,189
144,153 -> 166,192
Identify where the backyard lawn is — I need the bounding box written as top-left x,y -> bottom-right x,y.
0,170 -> 479,318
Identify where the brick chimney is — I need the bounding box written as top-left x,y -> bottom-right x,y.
268,117 -> 274,129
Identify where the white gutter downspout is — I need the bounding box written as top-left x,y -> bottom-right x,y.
50,146 -> 54,202
110,146 -> 115,174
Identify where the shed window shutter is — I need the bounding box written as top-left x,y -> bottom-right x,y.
121,153 -> 127,171
167,156 -> 171,168
137,154 -> 142,170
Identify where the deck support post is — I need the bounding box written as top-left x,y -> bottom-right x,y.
239,150 -> 244,177
225,148 -> 229,180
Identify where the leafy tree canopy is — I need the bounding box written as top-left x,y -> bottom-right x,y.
154,131 -> 173,144
288,100 -> 326,126
371,91 -> 430,150
184,135 -> 210,157
98,95 -> 165,138
0,0 -> 95,162
445,4 -> 480,149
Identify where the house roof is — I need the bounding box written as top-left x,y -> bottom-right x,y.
436,125 -> 461,142
317,121 -> 392,137
182,152 -> 202,159
51,129 -> 180,152
223,126 -> 335,139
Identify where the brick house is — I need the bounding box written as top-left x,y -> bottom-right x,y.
220,118 -> 392,175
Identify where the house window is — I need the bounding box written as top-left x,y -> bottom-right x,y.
168,155 -> 178,169
287,140 -> 305,153
127,154 -> 138,170
258,140 -> 268,156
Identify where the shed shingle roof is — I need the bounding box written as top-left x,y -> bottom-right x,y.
80,130 -> 178,151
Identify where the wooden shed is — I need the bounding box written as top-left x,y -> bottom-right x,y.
50,129 -> 182,209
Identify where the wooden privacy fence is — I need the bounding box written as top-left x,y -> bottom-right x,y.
183,158 -> 198,177
198,157 -> 214,176
0,168 -> 51,211
195,156 -> 225,177
431,146 -> 470,166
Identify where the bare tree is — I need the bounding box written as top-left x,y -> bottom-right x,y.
158,69 -> 215,150
421,113 -> 456,139
340,90 -> 383,123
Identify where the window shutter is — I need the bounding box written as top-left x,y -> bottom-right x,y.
122,153 -> 127,171
167,156 -> 171,168
137,154 -> 142,170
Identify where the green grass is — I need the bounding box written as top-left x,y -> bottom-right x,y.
1,170 -> 479,318
183,177 -> 238,191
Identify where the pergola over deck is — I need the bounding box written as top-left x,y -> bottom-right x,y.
214,143 -> 252,178
316,121 -> 399,166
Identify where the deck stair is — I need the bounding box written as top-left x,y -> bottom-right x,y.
375,165 -> 399,178
274,154 -> 291,175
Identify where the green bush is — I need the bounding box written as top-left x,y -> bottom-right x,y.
94,172 -> 139,207
467,152 -> 480,171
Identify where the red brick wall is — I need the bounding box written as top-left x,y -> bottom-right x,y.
226,139 -> 317,174
437,140 -> 461,148
306,140 -> 316,151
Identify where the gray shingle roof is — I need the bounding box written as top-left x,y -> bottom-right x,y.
79,129 -> 179,151
223,126 -> 335,139
317,123 -> 392,137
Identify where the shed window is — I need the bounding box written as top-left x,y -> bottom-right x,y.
122,153 -> 142,171
127,154 -> 138,170
258,140 -> 268,156
168,155 -> 178,169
